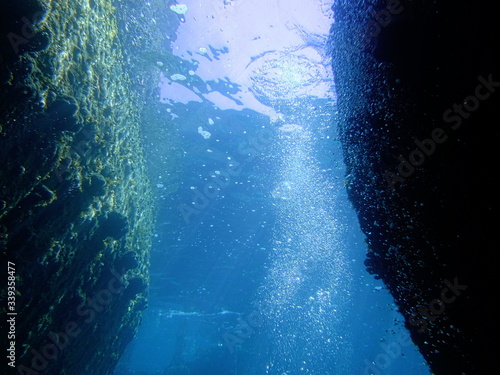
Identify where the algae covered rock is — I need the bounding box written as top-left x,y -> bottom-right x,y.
1,1 -> 155,375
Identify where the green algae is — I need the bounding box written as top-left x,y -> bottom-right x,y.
0,0 -> 159,374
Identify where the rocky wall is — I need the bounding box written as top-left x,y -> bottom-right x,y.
1,1 -> 154,374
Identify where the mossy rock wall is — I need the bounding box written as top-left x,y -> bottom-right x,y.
1,1 -> 154,374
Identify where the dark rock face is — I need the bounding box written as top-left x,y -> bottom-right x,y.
42,96 -> 81,133
98,212 -> 129,241
83,174 -> 107,197
330,0 -> 500,374
1,1 -> 155,375
0,1 -> 49,64
116,251 -> 139,271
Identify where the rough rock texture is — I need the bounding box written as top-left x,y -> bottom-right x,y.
1,1 -> 154,374
330,0 -> 500,374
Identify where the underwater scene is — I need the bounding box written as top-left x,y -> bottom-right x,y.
1,0 -> 499,375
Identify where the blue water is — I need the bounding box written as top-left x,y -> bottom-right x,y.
114,1 -> 431,374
